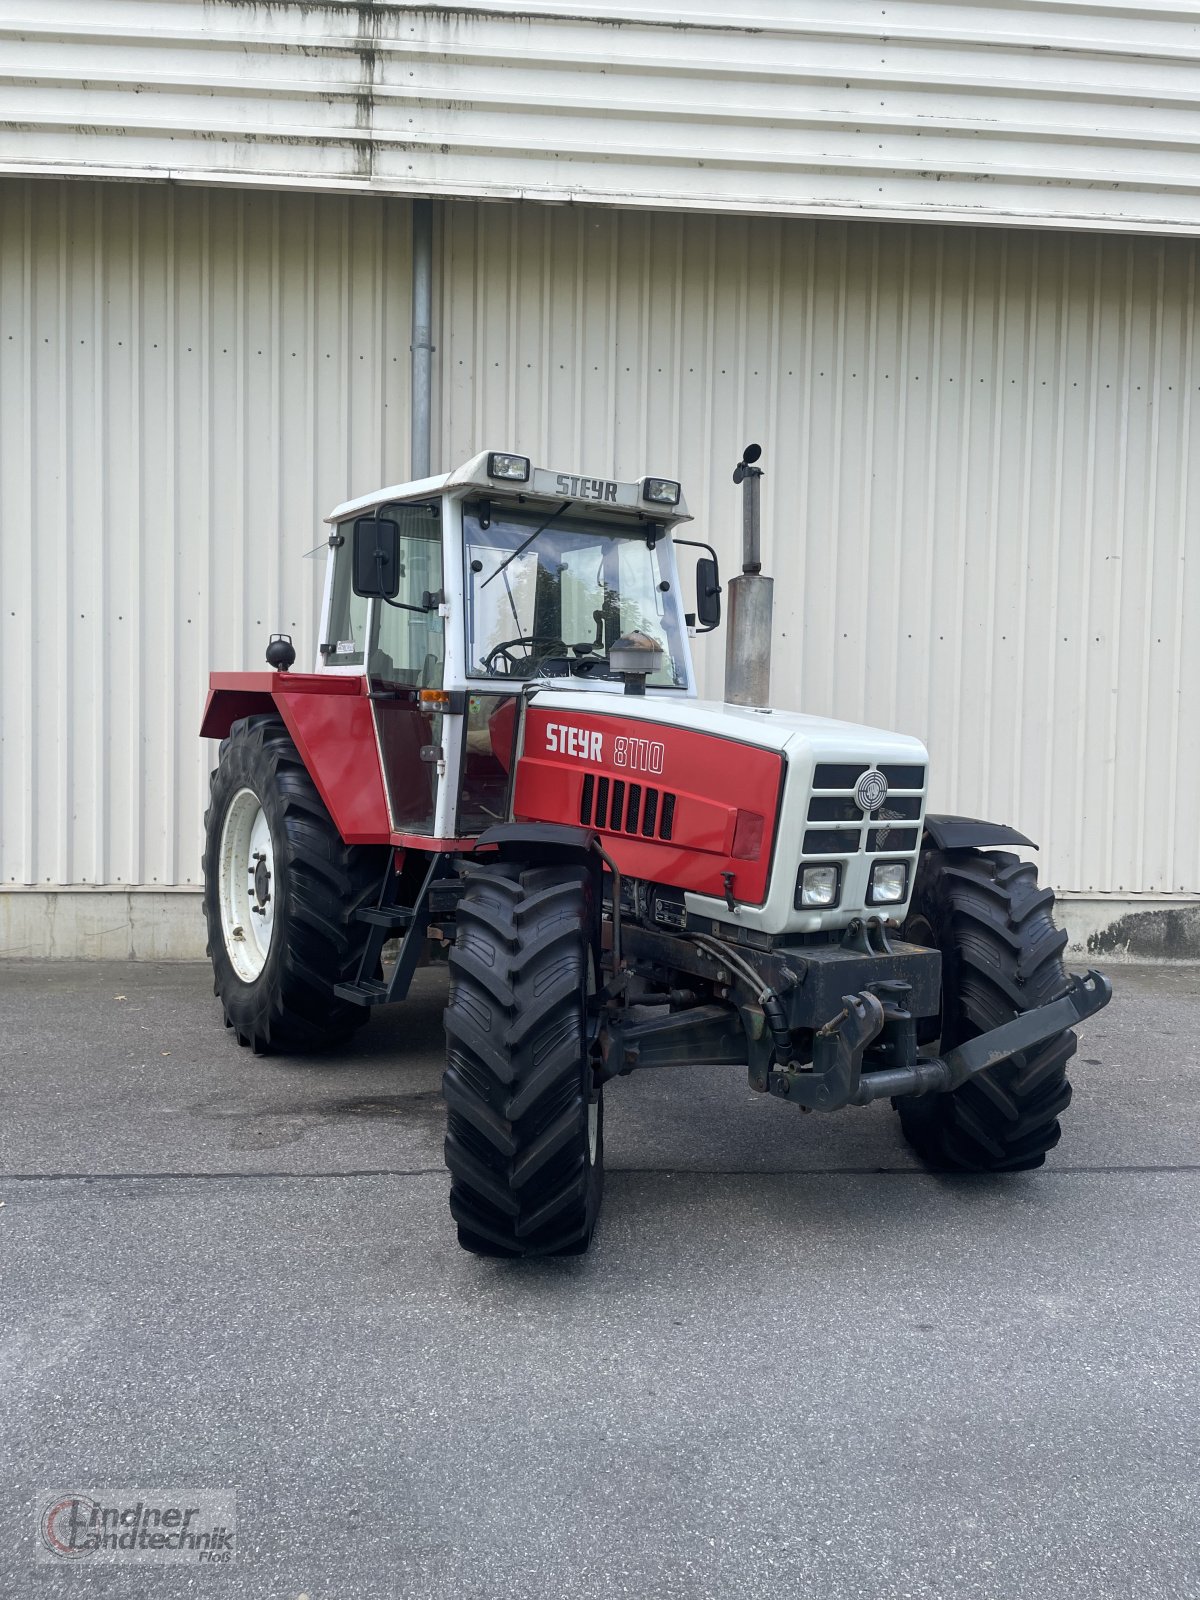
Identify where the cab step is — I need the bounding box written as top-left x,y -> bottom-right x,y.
355,904 -> 414,929
333,978 -> 390,1007
339,851 -> 457,1009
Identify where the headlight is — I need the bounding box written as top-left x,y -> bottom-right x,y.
642,476 -> 681,506
796,864 -> 840,909
868,861 -> 909,905
487,451 -> 530,482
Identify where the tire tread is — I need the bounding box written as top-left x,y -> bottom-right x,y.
442,862 -> 602,1256
897,846 -> 1075,1172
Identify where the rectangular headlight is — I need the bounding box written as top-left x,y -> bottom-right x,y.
642,476 -> 681,506
868,861 -> 909,905
796,863 -> 840,909
487,452 -> 530,482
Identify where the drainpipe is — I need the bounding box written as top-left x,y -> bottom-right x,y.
411,198 -> 434,479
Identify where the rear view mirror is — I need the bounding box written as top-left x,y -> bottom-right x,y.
695,556 -> 721,630
353,517 -> 402,600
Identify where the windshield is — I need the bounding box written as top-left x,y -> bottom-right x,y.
462,501 -> 688,687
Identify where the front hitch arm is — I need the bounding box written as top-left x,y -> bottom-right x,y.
768,990 -> 885,1111
768,969 -> 1112,1113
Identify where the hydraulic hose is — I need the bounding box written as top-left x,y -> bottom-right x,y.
689,933 -> 796,1065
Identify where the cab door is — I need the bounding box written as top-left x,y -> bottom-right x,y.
365,502 -> 446,834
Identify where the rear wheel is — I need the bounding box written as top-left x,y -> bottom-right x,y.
442,862 -> 604,1256
896,847 -> 1075,1171
202,714 -> 389,1053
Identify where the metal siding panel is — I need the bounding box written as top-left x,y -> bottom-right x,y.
2,183 -> 1198,899
0,182 -> 34,887
438,199 -> 1200,896
4,2 -> 1200,234
0,178 -> 411,890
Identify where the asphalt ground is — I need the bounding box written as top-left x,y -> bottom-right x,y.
1,958 -> 1198,1599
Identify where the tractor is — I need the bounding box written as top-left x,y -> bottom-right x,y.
200,446 -> 1111,1256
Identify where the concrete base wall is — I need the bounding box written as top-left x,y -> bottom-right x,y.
0,889 -> 208,961
1054,893 -> 1200,964
3,888 -> 1199,963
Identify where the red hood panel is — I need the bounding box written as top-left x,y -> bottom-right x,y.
514,705 -> 784,906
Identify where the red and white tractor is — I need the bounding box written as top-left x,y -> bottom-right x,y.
201,447 -> 1111,1256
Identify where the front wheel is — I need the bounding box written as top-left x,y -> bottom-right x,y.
442,862 -> 604,1256
896,847 -> 1075,1171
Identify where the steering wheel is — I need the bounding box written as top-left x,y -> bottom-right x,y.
482,634 -> 571,675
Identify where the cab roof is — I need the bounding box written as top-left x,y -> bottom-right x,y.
325,449 -> 692,526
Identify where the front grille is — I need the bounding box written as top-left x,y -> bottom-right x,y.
813,762 -> 869,789
804,758 -> 926,860
580,769 -> 677,840
873,796 -> 923,821
808,795 -> 863,822
867,825 -> 919,852
803,827 -> 860,855
880,764 -> 926,788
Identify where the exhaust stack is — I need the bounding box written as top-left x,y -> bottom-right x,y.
724,443 -> 773,707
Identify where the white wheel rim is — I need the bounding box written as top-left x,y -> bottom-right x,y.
218,787 -> 276,982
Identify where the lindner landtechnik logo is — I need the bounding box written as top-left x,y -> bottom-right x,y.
37,1491 -> 236,1564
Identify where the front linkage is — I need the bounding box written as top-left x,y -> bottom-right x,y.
766,968 -> 1112,1112
604,907 -> 1112,1122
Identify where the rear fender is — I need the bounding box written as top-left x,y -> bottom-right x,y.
201,672 -> 391,844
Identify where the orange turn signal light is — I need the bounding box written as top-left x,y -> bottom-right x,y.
419,689 -> 451,705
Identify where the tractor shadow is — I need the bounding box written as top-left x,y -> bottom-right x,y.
191,968 -> 451,1149
192,965 -> 1047,1243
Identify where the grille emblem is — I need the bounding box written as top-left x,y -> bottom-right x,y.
855,769 -> 888,812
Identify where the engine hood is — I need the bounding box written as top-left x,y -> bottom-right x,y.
519,689 -> 930,936
526,689 -> 928,767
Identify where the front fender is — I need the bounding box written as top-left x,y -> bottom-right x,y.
922,813 -> 1036,851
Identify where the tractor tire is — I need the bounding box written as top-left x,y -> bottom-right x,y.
895,846 -> 1075,1172
202,713 -> 389,1053
442,862 -> 604,1257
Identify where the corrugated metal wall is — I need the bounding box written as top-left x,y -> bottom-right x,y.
4,0 -> 1200,234
441,203 -> 1200,898
2,180 -> 1198,899
0,179 -> 412,888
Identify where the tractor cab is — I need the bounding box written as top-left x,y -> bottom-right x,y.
316,450 -> 720,841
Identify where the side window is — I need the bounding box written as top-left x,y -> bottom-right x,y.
558,542 -> 606,651
370,502 -> 445,685
616,539 -> 680,687
323,533 -> 369,667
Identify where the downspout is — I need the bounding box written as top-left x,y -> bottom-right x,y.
411,198 -> 434,479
